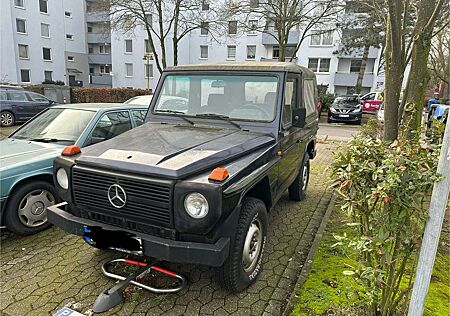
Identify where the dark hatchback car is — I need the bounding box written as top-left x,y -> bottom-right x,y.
0,88 -> 56,127
328,95 -> 362,124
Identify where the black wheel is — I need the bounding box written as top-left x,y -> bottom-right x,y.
219,197 -> 268,292
1,111 -> 15,127
288,154 -> 310,201
327,116 -> 332,123
356,119 -> 362,125
4,181 -> 57,235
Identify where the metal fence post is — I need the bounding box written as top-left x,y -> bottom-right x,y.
408,118 -> 450,316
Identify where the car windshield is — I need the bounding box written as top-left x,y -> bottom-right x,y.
153,74 -> 279,122
11,108 -> 95,143
334,97 -> 359,106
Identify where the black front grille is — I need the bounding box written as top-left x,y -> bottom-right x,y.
72,166 -> 174,230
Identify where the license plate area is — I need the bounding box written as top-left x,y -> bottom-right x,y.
83,226 -> 143,255
339,114 -> 350,117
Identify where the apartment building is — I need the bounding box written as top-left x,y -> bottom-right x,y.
109,6 -> 384,94
0,0 -> 89,86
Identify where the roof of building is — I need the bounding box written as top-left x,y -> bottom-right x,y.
165,62 -> 316,78
52,103 -> 148,111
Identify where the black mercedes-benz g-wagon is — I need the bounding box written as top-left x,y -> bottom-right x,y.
48,62 -> 319,292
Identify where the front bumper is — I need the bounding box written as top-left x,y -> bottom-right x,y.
328,112 -> 362,123
47,202 -> 230,267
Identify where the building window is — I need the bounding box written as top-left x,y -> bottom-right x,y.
88,46 -> 94,54
228,21 -> 237,35
41,23 -> 50,37
15,0 -> 24,8
39,0 -> 48,13
66,34 -> 74,40
250,0 -> 259,8
248,20 -> 258,34
350,60 -> 362,73
272,45 -> 296,59
16,19 -> 26,34
67,56 -> 75,62
100,65 -> 111,74
125,63 -> 133,77
89,67 -> 94,74
99,45 -> 110,54
125,40 -> 133,53
87,26 -> 93,33
64,11 -> 72,18
145,64 -> 153,78
310,30 -> 333,46
20,69 -> 30,83
200,22 -> 209,35
246,45 -> 256,60
227,45 -> 236,60
145,14 -> 152,26
200,45 -> 208,59
44,71 -> 52,81
145,39 -> 152,53
202,0 -> 209,10
308,58 -> 331,73
42,47 -> 51,61
18,44 -> 29,59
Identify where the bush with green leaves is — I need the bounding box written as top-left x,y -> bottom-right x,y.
330,126 -> 441,315
319,92 -> 336,112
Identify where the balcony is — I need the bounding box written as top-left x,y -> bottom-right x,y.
336,45 -> 379,59
87,33 -> 111,44
334,72 -> 375,87
86,11 -> 109,22
261,31 -> 300,45
88,54 -> 112,65
89,74 -> 112,87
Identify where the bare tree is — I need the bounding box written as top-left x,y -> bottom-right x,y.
428,25 -> 450,99
100,0 -> 219,73
223,0 -> 342,62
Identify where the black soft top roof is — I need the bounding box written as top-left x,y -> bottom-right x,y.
165,62 -> 316,79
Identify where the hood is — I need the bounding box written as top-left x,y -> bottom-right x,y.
76,123 -> 276,179
331,102 -> 360,109
0,138 -> 64,170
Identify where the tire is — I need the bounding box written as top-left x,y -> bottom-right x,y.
4,181 -> 57,235
219,197 -> 268,292
1,111 -> 15,127
288,154 -> 310,201
356,119 -> 362,125
327,116 -> 332,124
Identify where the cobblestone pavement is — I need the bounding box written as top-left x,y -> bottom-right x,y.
0,142 -> 340,316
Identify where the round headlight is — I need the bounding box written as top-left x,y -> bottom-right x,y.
184,193 -> 209,219
56,168 -> 69,190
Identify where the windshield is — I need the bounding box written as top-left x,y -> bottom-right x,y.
11,108 -> 95,143
153,74 -> 279,122
334,97 -> 360,106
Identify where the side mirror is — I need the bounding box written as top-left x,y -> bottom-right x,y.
292,108 -> 306,128
86,136 -> 106,146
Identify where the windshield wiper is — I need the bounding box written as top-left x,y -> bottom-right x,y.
29,138 -> 73,143
195,113 -> 241,129
155,110 -> 195,125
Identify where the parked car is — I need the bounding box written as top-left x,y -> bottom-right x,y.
0,103 -> 148,235
360,91 -> 383,114
48,62 -> 319,292
377,103 -> 384,124
0,89 -> 57,127
328,95 -> 362,124
124,95 -> 153,106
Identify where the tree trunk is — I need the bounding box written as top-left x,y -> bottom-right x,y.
401,0 -> 445,137
355,45 -> 370,94
383,0 -> 404,142
172,0 -> 181,66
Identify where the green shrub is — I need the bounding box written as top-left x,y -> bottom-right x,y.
330,129 -> 441,315
71,88 -> 150,103
319,92 -> 335,112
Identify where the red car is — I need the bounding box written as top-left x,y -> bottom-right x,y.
360,92 -> 383,114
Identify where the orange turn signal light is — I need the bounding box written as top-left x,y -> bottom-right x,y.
62,145 -> 81,156
208,167 -> 229,182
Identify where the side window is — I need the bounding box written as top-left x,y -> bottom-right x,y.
282,77 -> 297,129
27,92 -> 48,102
91,111 -> 132,140
0,92 -> 7,101
7,92 -> 29,101
303,79 -> 317,116
131,110 -> 147,127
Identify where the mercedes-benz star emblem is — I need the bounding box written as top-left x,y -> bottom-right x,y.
108,184 -> 127,208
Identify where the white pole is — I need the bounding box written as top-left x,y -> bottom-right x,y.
408,118 -> 450,316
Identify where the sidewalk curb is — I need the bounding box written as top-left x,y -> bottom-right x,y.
281,193 -> 337,316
